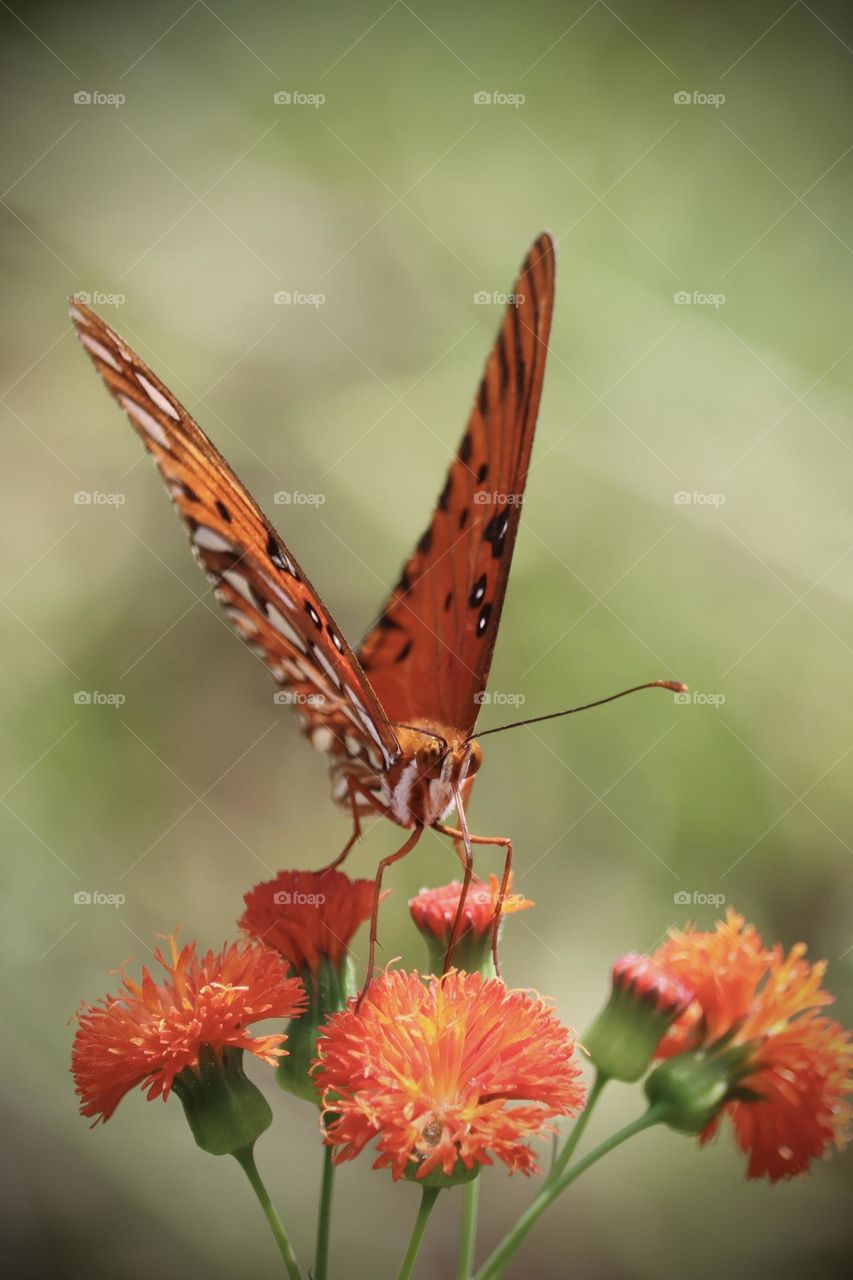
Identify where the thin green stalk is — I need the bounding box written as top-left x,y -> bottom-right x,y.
396,1186 -> 441,1280
472,1106 -> 664,1280
233,1146 -> 304,1280
315,1144 -> 336,1280
456,1177 -> 480,1280
549,1071 -> 607,1183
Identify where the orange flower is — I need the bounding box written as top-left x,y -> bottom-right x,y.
410,873 -> 533,941
240,868 -> 374,975
315,969 -> 584,1182
650,910 -> 852,1180
72,937 -> 306,1124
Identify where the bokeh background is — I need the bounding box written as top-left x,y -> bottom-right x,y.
2,1 -> 852,1276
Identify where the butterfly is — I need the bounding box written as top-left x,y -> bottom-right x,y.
72,233 -> 683,994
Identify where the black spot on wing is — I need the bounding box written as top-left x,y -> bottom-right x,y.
438,475 -> 452,512
417,527 -> 433,555
483,510 -> 510,559
395,639 -> 413,663
215,499 -> 232,523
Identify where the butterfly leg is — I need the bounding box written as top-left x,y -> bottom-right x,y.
320,777 -> 390,872
434,823 -> 513,979
356,824 -> 424,1009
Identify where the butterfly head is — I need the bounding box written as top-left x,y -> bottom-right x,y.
388,722 -> 482,827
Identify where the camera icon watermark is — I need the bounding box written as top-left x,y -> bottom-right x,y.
673,690 -> 726,708
273,90 -> 325,107
273,890 -> 326,906
273,691 -> 326,707
473,291 -> 526,305
273,290 -> 326,308
474,691 -> 526,706
673,490 -> 726,508
73,90 -> 126,108
73,290 -> 126,308
73,889 -> 126,907
473,90 -> 526,108
673,890 -> 726,907
673,290 -> 726,308
472,491 -> 523,506
73,490 -> 126,506
273,490 -> 326,506
73,690 -> 127,707
673,90 -> 725,108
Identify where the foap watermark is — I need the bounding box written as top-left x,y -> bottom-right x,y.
474,291 -> 525,306
674,290 -> 726,308
73,889 -> 126,908
673,690 -> 726,708
273,290 -> 326,308
673,90 -> 725,109
473,90 -> 525,108
273,691 -> 326,707
73,691 -> 126,707
74,90 -> 126,108
73,290 -> 126,308
273,90 -> 325,107
673,490 -> 726,507
273,890 -> 325,906
74,490 -> 126,506
474,691 -> 526,706
473,491 -> 523,506
273,490 -> 326,506
673,890 -> 726,908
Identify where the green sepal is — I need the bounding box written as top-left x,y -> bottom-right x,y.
277,955 -> 356,1105
644,1043 -> 756,1134
172,1045 -> 272,1156
404,1159 -> 481,1189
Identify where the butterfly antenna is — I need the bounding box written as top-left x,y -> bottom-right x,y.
469,679 -> 688,741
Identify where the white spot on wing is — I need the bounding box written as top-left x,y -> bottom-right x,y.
193,525 -> 234,553
267,605 -> 306,652
119,394 -> 169,448
312,726 -> 334,752
136,372 -> 180,421
80,332 -> 121,372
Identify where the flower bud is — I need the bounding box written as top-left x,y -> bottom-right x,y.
585,953 -> 693,1082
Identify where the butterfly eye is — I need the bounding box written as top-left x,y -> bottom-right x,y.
465,741 -> 483,778
415,740 -> 443,775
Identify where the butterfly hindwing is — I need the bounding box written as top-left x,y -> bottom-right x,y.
70,302 -> 400,773
358,232 -> 556,736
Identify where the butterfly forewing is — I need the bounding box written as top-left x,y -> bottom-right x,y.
70,302 -> 400,773
358,232 -> 556,737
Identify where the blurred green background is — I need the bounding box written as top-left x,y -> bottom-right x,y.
2,1 -> 852,1276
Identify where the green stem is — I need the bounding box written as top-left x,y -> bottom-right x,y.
472,1107 -> 664,1280
549,1071 -> 607,1183
456,1177 -> 480,1280
396,1186 -> 441,1280
315,1144 -> 336,1280
233,1146 -> 304,1280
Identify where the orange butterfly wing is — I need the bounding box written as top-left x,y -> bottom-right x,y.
70,301 -> 400,773
358,232 -> 556,737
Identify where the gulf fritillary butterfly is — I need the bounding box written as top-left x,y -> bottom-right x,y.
72,233 -> 683,995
